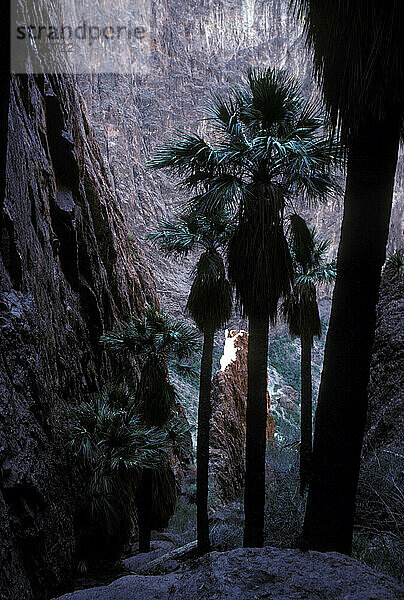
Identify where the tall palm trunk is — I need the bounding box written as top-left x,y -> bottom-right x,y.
137,469 -> 152,553
243,313 -> 270,548
302,114 -> 401,554
300,333 -> 313,496
196,328 -> 214,553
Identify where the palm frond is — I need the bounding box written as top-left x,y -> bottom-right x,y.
228,204 -> 294,321
288,214 -> 315,272
148,134 -> 222,176
282,282 -> 321,341
151,464 -> 178,528
147,217 -> 197,256
189,173 -> 244,215
137,358 -> 175,426
384,248 -> 404,280
241,68 -> 303,134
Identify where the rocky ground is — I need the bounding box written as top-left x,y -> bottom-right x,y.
52,547 -> 403,600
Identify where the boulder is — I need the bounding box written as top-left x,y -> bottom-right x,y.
52,547 -> 403,600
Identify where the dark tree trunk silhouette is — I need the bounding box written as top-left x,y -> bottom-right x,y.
137,469 -> 152,553
300,333 -> 313,496
243,314 -> 269,548
302,114 -> 401,554
0,1 -> 10,211
196,328 -> 214,553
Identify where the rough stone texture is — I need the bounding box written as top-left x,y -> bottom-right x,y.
52,547 -> 404,600
78,0 -> 403,322
0,72 -> 156,600
364,270 -> 404,455
209,330 -> 275,504
77,0 -> 337,323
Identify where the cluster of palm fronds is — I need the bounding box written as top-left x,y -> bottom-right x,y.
66,308 -> 197,560
283,215 -> 336,340
100,306 -> 199,363
148,67 -> 340,549
150,67 -> 340,324
67,384 -> 169,558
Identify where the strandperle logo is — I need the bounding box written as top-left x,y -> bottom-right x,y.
15,23 -> 147,46
11,0 -> 151,74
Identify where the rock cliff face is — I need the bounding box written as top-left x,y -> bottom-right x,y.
0,73 -> 156,600
209,330 -> 275,504
78,0 -> 403,320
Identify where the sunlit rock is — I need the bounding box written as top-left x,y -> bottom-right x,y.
209,329 -> 275,505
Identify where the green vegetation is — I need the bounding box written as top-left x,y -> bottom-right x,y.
269,334 -> 301,392
354,449 -> 404,582
66,384 -> 168,562
264,444 -> 306,548
385,248 -> 404,281
100,307 -> 198,552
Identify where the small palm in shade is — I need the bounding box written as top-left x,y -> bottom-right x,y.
282,215 -> 336,495
101,307 -> 198,552
67,383 -> 168,560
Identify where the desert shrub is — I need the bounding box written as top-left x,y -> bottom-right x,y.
268,334 -> 301,391
264,444 -> 306,548
166,499 -> 197,544
354,448 -> 404,581
384,248 -> 404,280
210,521 -> 243,551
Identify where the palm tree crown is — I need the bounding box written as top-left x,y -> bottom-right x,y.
149,212 -> 233,332
150,68 -> 339,319
283,215 -> 336,342
293,1 -> 404,137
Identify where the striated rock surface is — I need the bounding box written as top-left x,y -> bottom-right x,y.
52,547 -> 403,600
78,0 -> 403,325
364,269 -> 404,455
77,0 -> 339,322
0,72 -> 156,600
209,330 -> 275,505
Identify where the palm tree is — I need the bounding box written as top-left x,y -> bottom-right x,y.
149,212 -> 233,553
293,1 -> 404,553
282,216 -> 336,495
67,384 -> 168,561
101,307 -> 198,552
151,68 -> 338,547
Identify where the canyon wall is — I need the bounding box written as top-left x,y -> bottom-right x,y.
79,0 -> 403,321
364,269 -> 404,455
0,72 -> 156,599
